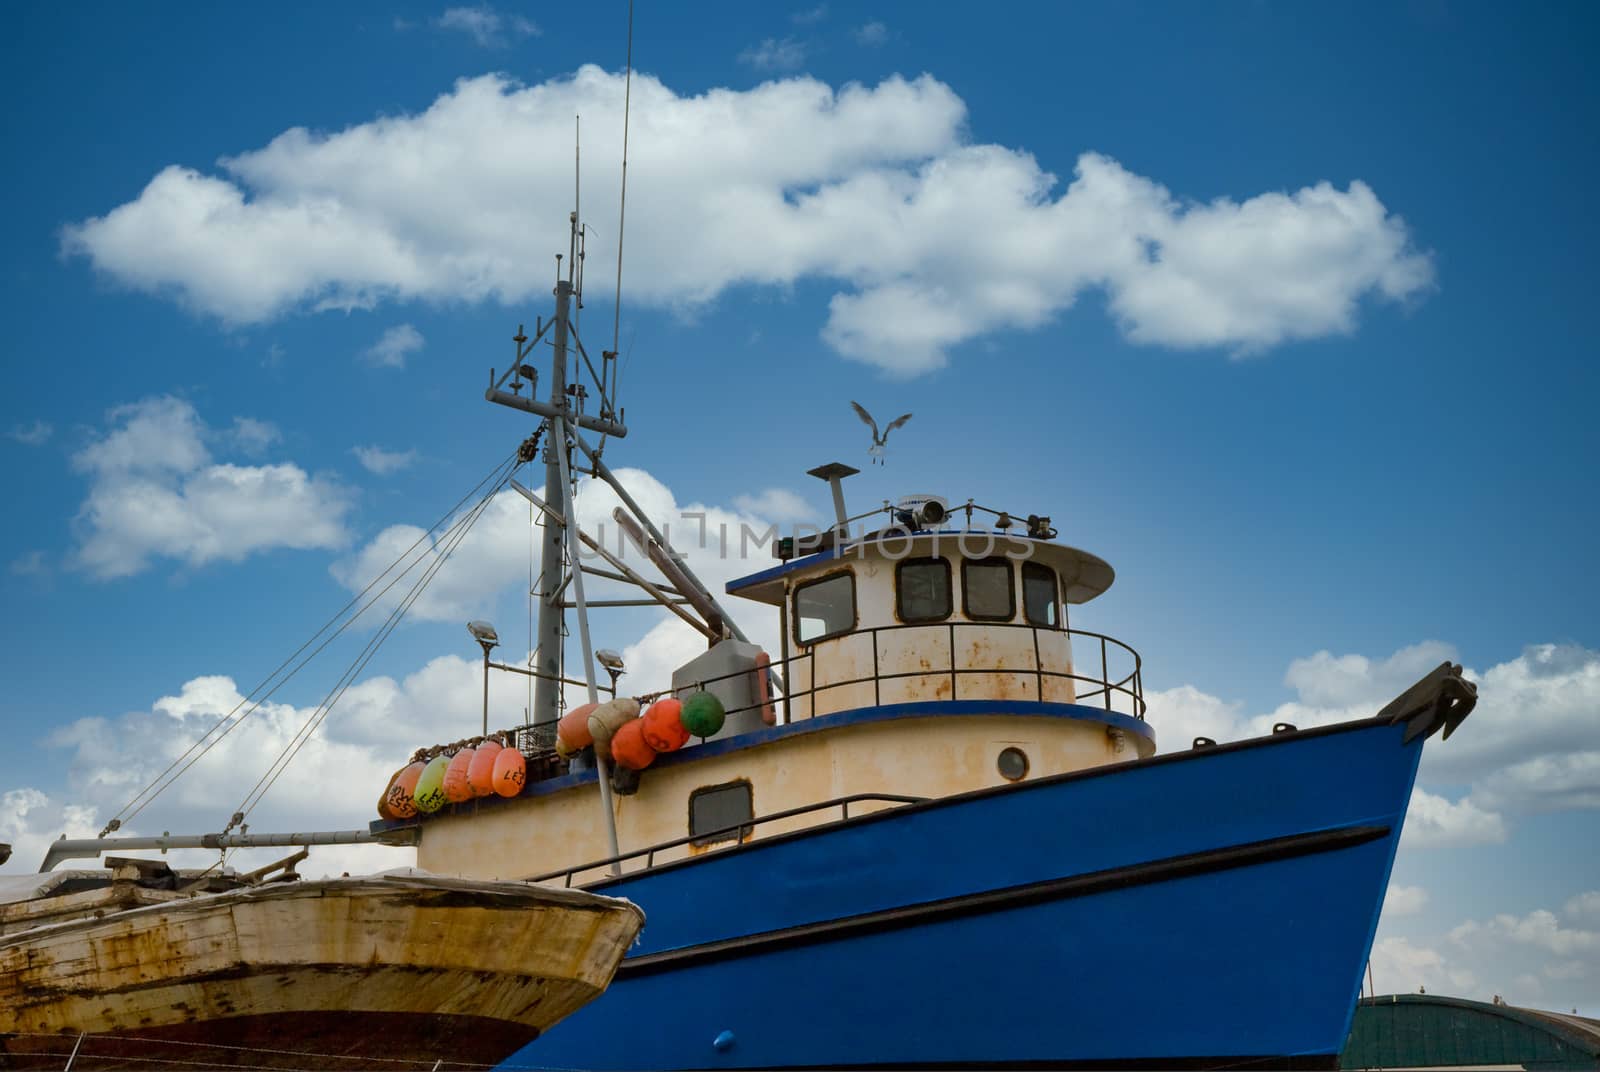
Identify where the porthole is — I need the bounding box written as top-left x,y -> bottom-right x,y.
997,747 -> 1030,781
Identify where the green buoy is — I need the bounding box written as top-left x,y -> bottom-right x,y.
680,691 -> 726,738
413,754 -> 451,813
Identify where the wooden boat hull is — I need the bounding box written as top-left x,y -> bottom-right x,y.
0,873 -> 643,1070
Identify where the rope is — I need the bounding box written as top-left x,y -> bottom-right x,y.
227,454 -> 519,828
99,451 -> 521,838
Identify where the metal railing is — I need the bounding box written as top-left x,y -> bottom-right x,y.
494,621 -> 1141,785
680,621 -> 1144,727
529,792 -> 928,887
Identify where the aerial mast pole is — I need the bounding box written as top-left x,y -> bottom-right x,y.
531,260 -> 575,727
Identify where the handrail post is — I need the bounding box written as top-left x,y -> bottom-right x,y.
1101,636 -> 1111,711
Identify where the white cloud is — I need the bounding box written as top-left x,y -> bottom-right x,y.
353,444 -> 418,475
8,419 -> 53,445
1151,639 -> 1600,838
62,68 -> 1431,375
1143,683 -> 1246,751
1565,891 -> 1600,919
330,465 -> 787,639
731,487 -> 816,523
1283,641 -> 1460,708
0,789 -> 100,879
230,416 -> 280,455
1401,788 -> 1507,849
792,4 -> 828,25
0,671 -> 430,878
739,37 -> 807,71
362,324 -> 424,368
436,5 -> 539,48
1385,884 -> 1429,917
1452,910 -> 1600,959
75,394 -> 209,475
1370,935 -> 1477,996
70,396 -> 351,578
1372,893 -> 1600,1009
854,20 -> 889,45
1472,752 -> 1600,814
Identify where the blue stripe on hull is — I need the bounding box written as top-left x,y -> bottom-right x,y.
509,719 -> 1421,1069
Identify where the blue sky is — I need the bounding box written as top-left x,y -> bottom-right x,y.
3,2 -> 1597,1013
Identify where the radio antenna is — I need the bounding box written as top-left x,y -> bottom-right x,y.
609,0 -> 634,409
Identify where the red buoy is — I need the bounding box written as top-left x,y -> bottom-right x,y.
443,748 -> 476,804
641,698 -> 691,752
610,718 -> 657,770
467,739 -> 502,797
492,747 -> 527,797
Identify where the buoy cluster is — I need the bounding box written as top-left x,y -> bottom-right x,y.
556,691 -> 726,772
377,736 -> 526,820
376,689 -> 727,819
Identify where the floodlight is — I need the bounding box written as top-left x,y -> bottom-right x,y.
467,620 -> 500,646
595,649 -> 626,672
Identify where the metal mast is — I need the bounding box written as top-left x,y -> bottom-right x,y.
532,274 -> 574,726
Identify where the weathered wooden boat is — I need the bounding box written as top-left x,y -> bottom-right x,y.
0,856 -> 643,1070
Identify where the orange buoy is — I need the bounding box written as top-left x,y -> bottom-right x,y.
443,748 -> 476,804
492,747 -> 527,797
466,739 -> 503,797
557,702 -> 599,751
610,718 -> 657,770
385,760 -> 424,819
413,754 -> 451,813
641,698 -> 691,753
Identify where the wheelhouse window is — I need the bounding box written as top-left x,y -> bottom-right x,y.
689,780 -> 754,846
896,557 -> 952,622
961,558 -> 1015,621
793,571 -> 856,644
1023,562 -> 1059,627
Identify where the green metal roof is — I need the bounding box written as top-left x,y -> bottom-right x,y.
1342,994 -> 1600,1070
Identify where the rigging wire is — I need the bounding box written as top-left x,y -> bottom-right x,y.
100,451 -> 522,837
227,457 -> 519,828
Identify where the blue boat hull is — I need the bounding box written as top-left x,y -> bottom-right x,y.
509,716 -> 1421,1069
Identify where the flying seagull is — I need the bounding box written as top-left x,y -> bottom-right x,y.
851,401 -> 913,465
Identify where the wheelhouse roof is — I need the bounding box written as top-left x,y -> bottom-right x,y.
726,531 -> 1115,607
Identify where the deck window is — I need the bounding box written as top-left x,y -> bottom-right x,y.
961,558 -> 1015,621
793,571 -> 856,645
896,557 -> 952,622
689,780 -> 754,846
1023,563 -> 1059,627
